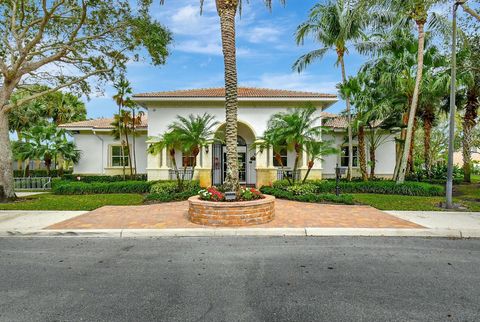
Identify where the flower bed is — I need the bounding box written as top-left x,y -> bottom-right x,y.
188,194 -> 275,227
198,186 -> 264,202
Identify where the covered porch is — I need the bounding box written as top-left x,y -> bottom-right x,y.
146,121 -> 323,187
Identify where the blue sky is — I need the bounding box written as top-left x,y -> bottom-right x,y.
83,0 -> 458,119
86,0 -> 366,118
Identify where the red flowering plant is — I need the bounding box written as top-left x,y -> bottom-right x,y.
198,186 -> 225,202
239,187 -> 264,201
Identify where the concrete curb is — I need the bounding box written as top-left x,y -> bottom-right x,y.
0,227 -> 477,238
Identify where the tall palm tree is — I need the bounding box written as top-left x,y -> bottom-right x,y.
168,113 -> 219,182
293,0 -> 370,181
160,0 -> 285,192
112,76 -> 133,179
376,0 -> 449,183
457,24 -> 480,183
265,104 -> 324,184
111,111 -> 134,178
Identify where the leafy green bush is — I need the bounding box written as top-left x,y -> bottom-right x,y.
285,183 -> 317,195
150,180 -> 200,194
407,164 -> 463,183
260,186 -> 354,205
53,180 -> 153,195
61,174 -> 147,182
274,179 -> 443,197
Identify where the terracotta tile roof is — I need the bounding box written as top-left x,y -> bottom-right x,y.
323,114 -> 383,129
59,115 -> 148,130
324,115 -> 348,128
133,87 -> 337,99
320,112 -> 338,119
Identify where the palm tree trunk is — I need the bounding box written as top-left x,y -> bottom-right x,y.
217,1 -> 239,192
292,143 -> 301,184
397,22 -> 426,183
462,89 -> 479,183
358,125 -> 368,181
339,54 -> 353,181
275,153 -> 292,185
369,146 -> 376,179
406,118 -> 418,177
423,113 -> 433,178
169,149 -> 182,191
302,161 -> 314,184
124,131 -> 133,178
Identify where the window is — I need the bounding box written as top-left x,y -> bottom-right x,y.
273,148 -> 288,167
182,152 -> 196,167
341,146 -> 358,167
111,146 -> 129,167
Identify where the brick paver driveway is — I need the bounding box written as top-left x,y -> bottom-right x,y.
48,199 -> 422,229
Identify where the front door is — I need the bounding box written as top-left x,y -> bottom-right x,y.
223,146 -> 247,185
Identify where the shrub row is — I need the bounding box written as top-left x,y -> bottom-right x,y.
61,174 -> 147,182
273,179 -> 444,197
13,169 -> 73,178
260,186 -> 354,205
53,180 -> 154,195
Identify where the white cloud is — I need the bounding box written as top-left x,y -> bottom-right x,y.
242,72 -> 339,94
246,26 -> 283,43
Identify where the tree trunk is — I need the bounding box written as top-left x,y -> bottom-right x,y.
0,109 -> 16,199
217,2 -> 239,192
358,125 -> 368,181
369,146 -> 376,179
406,118 -> 417,177
292,143 -> 301,184
397,22 -> 426,183
339,54 -> 353,181
124,131 -> 133,178
423,112 -> 433,177
302,160 -> 314,184
275,152 -> 292,185
462,88 -> 479,183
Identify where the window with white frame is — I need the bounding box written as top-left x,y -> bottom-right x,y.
111,145 -> 129,167
340,146 -> 358,167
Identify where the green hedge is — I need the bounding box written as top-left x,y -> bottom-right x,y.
53,180 -> 154,195
273,179 -> 443,197
150,180 -> 200,194
61,174 -> 147,182
145,181 -> 200,202
260,186 -> 354,205
13,169 -> 73,178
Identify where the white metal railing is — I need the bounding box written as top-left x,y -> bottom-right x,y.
14,177 -> 52,190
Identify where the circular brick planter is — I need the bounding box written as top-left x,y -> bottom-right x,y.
188,195 -> 275,227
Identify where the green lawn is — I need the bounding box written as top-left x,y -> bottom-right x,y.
353,182 -> 480,211
0,193 -> 144,211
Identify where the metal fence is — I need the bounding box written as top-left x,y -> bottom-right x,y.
14,177 -> 52,190
168,169 -> 194,181
276,169 -> 301,182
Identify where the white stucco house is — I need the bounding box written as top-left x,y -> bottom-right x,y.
60,87 -> 397,187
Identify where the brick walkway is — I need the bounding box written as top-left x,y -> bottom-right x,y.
47,199 -> 422,230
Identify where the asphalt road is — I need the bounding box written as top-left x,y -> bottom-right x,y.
0,237 -> 479,322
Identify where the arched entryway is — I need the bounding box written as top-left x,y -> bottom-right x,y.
212,122 -> 257,186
